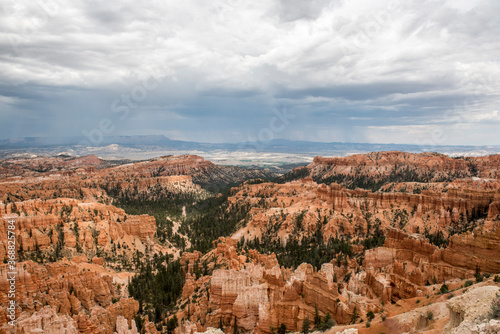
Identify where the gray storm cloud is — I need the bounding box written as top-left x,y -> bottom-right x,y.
0,0 -> 499,145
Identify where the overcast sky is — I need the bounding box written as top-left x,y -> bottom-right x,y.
1,0 -> 499,146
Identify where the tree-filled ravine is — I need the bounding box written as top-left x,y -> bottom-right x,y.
128,253 -> 184,331
107,182 -> 251,254
179,194 -> 251,253
241,220 -> 386,270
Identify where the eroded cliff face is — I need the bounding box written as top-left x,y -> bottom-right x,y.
0,156 -> 214,333
175,229 -> 500,334
0,198 -> 160,265
168,155 -> 500,333
365,226 -> 500,299
0,154 -> 269,334
306,151 -> 500,182
174,239 -> 381,334
230,178 -> 500,244
0,259 -> 144,334
0,158 -> 212,204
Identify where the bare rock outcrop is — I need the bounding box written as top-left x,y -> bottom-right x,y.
6,306 -> 78,334
0,261 -> 139,333
0,199 -> 158,263
446,286 -> 500,333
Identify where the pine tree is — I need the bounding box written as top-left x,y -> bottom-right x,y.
314,305 -> 321,327
278,323 -> 287,334
302,317 -> 311,334
350,307 -> 359,324
167,315 -> 178,334
234,316 -> 239,334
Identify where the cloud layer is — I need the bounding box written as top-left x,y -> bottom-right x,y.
1,0 -> 499,146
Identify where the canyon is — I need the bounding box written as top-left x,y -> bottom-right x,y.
0,152 -> 499,333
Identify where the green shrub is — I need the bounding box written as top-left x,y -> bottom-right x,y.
317,313 -> 335,331
277,323 -> 287,334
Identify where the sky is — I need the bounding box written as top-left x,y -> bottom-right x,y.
0,0 -> 499,146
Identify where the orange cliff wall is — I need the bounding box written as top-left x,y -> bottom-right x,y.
364,227 -> 500,303
319,183 -> 499,221
0,199 -> 156,262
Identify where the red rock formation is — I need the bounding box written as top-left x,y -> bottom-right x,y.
120,215 -> 156,243
0,260 -> 139,334
177,241 -> 373,334
181,226 -> 500,333
0,198 -> 158,263
2,151 -> 500,334
11,305 -> 78,334
441,227 -> 500,273
0,155 -> 224,204
306,151 -> 500,181
230,178 -> 500,249
363,226 -> 500,303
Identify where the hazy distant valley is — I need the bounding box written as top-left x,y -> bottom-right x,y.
2,135 -> 500,173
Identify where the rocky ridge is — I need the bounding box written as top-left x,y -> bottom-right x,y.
230,178 -> 500,244
0,198 -> 161,265
305,152 -> 500,184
